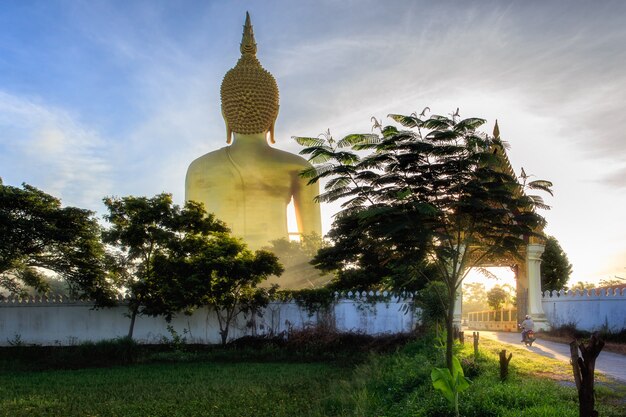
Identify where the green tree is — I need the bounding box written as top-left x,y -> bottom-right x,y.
569,281 -> 595,291
463,282 -> 487,313
263,233 -> 330,288
0,179 -> 114,303
201,239 -> 283,345
102,193 -> 228,338
311,211 -> 435,292
540,235 -> 572,292
598,277 -> 625,288
486,285 -> 509,311
417,280 -> 449,324
146,232 -> 283,345
295,110 -> 551,371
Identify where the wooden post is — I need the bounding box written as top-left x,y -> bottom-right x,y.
569,342 -> 582,391
499,349 -> 513,381
459,331 -> 465,345
473,331 -> 479,358
569,332 -> 605,417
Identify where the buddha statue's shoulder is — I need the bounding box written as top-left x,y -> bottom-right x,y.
187,147 -> 231,172
265,147 -> 313,170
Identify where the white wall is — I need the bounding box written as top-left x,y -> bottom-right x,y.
4,288 -> 623,346
0,293 -> 418,346
542,288 -> 626,332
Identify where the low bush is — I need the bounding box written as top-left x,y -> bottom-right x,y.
0,337 -> 139,370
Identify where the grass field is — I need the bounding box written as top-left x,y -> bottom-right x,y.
1,333 -> 624,416
0,361 -> 349,417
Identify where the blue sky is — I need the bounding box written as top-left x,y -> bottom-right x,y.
1,0 -> 625,284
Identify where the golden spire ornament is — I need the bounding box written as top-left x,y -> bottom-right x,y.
220,12 -> 279,144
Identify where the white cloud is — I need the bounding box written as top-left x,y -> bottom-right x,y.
0,91 -> 113,211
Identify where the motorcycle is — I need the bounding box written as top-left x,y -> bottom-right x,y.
519,325 -> 536,346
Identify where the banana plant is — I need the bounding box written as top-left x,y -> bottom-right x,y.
431,355 -> 471,417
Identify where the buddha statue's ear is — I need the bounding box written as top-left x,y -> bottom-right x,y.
223,109 -> 233,144
268,105 -> 279,144
226,126 -> 233,144
269,120 -> 276,144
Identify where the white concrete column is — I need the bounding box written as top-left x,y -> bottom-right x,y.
526,243 -> 549,330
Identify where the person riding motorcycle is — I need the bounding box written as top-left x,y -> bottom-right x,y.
520,315 -> 534,342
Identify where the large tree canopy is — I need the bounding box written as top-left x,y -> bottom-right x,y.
295,110 -> 552,370
103,193 -> 283,342
486,285 -> 510,311
102,194 -> 229,338
540,235 -> 573,292
146,229 -> 283,345
0,179 -> 113,303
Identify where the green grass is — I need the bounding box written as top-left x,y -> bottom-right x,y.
0,361 -> 349,417
1,334 -> 624,416
314,335 -> 626,416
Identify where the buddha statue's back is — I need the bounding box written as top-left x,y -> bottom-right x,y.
185,12 -> 321,250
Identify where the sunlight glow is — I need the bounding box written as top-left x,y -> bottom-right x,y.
287,197 -> 300,242
463,267 -> 516,291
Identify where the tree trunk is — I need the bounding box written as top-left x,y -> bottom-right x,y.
214,306 -> 229,346
499,349 -> 512,381
220,329 -> 228,346
570,333 -> 604,417
446,287 -> 456,371
127,306 -> 138,339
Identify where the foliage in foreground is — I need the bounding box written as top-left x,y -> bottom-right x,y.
1,334 -> 624,417
329,337 -> 625,417
431,355 -> 471,417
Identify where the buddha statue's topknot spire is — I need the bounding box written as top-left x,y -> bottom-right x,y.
240,12 -> 257,56
221,12 -> 280,144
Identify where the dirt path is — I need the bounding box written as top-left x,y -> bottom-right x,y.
477,330 -> 626,384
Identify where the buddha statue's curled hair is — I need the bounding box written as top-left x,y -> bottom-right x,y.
220,13 -> 279,143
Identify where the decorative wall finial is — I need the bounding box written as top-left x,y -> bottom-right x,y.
240,11 -> 257,56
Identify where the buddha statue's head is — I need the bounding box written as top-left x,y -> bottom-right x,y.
221,12 -> 280,144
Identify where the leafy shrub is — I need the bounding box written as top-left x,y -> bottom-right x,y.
431,356 -> 471,417
416,281 -> 448,325
460,357 -> 482,379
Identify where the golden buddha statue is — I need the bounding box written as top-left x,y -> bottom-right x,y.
185,13 -> 322,250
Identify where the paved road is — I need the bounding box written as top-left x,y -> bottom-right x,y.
477,331 -> 626,384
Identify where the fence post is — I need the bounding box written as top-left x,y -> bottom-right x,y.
473,331 -> 479,358
499,349 -> 513,381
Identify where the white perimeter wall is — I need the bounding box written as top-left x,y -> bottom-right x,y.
542,288 -> 626,332
0,294 -> 418,346
3,289 -> 624,346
